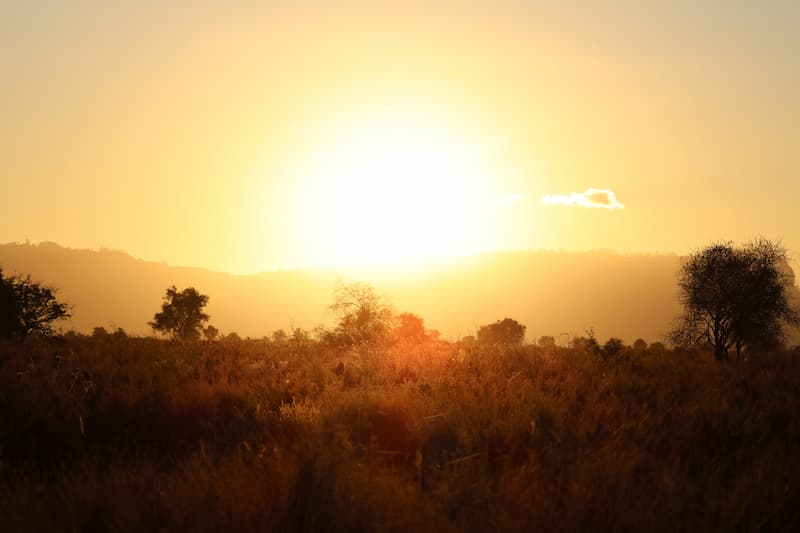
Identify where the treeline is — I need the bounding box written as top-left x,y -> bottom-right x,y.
2,238 -> 799,361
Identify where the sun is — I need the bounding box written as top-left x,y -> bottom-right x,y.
285,101 -> 502,268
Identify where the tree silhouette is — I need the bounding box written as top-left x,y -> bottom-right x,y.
203,325 -> 219,342
0,268 -> 70,340
670,239 -> 800,360
602,337 -> 626,358
632,338 -> 648,352
393,312 -> 427,344
477,318 -> 526,347
0,269 -> 18,339
329,282 -> 394,347
149,286 -> 210,340
271,329 -> 288,344
537,335 -> 556,348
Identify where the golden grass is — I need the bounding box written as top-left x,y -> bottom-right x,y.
1,336 -> 799,531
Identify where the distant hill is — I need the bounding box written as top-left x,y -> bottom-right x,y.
0,241 -> 701,344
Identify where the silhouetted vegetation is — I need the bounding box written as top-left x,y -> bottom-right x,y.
2,334 -> 800,531
0,242 -> 687,343
0,267 -> 70,340
203,324 -> 220,342
632,338 -> 648,352
477,318 -> 526,347
149,286 -> 210,340
670,239 -> 800,360
0,270 -> 17,339
326,282 -> 395,347
3,238 -> 800,530
393,312 -> 427,343
537,335 -> 556,348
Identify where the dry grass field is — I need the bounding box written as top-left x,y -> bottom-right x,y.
2,335 -> 799,532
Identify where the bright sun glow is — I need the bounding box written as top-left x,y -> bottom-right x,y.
283,101 -> 504,268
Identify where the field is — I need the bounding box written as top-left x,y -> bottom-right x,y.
2,335 -> 800,532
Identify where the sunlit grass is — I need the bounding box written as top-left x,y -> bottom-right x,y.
1,336 -> 799,531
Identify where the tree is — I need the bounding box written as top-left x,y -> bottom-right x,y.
393,312 -> 427,344
537,335 -> 556,349
223,331 -> 242,342
203,325 -> 219,342
149,286 -> 210,340
670,239 -> 800,361
329,282 -> 395,346
648,341 -> 666,354
477,318 -> 526,347
571,328 -> 601,354
602,337 -> 626,358
0,269 -> 18,339
0,269 -> 70,340
271,329 -> 288,344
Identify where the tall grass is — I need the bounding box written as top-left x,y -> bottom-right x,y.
1,336 -> 799,531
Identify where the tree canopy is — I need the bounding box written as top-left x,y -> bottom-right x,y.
328,282 -> 395,347
670,238 -> 800,360
393,312 -> 427,344
537,335 -> 556,349
477,318 -> 526,347
149,286 -> 210,340
0,268 -> 70,340
0,270 -> 17,339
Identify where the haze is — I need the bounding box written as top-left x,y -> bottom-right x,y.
0,242 -> 687,343
3,1 -> 799,273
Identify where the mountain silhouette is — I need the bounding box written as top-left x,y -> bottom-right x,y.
0,241 -> 716,343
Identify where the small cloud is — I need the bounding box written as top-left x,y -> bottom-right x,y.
540,188 -> 624,210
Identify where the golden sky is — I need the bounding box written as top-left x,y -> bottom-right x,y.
2,1 -> 799,273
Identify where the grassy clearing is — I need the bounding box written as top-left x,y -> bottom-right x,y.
1,336 -> 799,531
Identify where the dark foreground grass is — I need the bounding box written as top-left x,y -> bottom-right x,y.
1,336 -> 799,532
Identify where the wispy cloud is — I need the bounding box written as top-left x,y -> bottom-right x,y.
540,188 -> 624,210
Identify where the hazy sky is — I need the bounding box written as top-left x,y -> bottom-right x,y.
2,1 -> 798,273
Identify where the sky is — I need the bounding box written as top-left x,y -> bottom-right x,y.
2,1 -> 799,274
